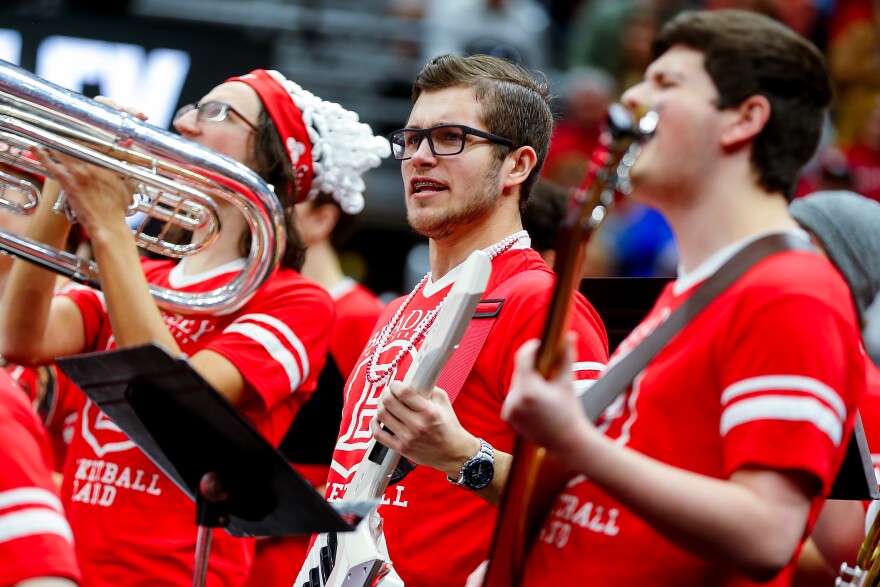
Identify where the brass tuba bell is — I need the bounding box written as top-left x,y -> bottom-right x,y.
0,58 -> 284,315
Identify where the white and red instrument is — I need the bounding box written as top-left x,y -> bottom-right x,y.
295,249 -> 492,587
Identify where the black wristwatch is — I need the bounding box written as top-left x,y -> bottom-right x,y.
447,438 -> 495,491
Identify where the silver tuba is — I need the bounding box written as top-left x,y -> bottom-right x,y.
0,58 -> 284,315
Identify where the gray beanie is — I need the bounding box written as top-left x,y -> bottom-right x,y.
789,190 -> 880,320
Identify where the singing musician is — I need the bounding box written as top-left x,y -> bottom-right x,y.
492,10 -> 866,586
321,54 -> 609,587
0,70 -> 389,586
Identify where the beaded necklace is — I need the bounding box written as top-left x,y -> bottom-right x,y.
365,230 -> 529,385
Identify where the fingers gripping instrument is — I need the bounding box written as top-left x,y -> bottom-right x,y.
482,104 -> 658,587
295,250 -> 492,587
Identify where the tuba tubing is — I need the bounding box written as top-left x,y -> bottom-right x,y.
0,58 -> 285,315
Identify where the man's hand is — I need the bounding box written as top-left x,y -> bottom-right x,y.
502,337 -> 599,461
371,380 -> 480,479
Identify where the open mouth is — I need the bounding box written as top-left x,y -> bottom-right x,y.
412,180 -> 447,195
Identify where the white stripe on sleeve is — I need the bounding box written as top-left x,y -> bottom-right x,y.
572,361 -> 606,374
720,395 -> 843,446
573,379 -> 598,397
0,508 -> 73,545
224,322 -> 303,392
721,375 -> 845,419
0,488 -> 64,512
230,314 -> 311,382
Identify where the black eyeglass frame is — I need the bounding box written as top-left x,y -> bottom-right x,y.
174,101 -> 258,132
388,124 -> 516,160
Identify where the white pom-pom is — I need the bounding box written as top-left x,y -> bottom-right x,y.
266,70 -> 390,214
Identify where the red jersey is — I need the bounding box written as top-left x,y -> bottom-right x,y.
5,363 -> 84,472
326,244 -> 609,587
0,368 -> 80,587
524,240 -> 866,586
58,257 -> 333,587
326,278 -> 385,379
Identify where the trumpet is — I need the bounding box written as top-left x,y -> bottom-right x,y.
0,59 -> 284,315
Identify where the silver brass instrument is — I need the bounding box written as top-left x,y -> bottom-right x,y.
0,59 -> 284,315
838,503 -> 880,587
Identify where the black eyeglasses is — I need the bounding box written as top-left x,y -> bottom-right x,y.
389,124 -> 515,160
173,101 -> 258,131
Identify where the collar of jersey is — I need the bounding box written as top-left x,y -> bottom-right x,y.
327,276 -> 357,300
421,237 -> 532,298
168,257 -> 248,288
673,228 -> 810,296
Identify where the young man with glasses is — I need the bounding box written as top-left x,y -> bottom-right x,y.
0,70 -> 389,587
322,54 -> 609,587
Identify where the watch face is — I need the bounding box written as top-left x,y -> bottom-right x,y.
464,457 -> 494,490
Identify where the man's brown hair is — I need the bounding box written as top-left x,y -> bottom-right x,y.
653,9 -> 832,199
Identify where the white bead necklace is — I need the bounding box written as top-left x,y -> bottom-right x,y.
365,230 -> 529,385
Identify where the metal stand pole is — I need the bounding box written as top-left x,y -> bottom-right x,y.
191,472 -> 228,587
193,525 -> 213,587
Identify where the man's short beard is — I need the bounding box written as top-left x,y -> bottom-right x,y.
407,159 -> 504,240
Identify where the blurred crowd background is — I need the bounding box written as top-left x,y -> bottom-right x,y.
3,0 -> 880,299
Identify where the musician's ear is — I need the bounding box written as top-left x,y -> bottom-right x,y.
720,94 -> 771,150
502,145 -> 538,191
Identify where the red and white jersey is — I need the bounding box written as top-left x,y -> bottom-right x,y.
58,257 -> 333,587
0,368 -> 80,587
5,363 -> 84,472
524,237 -> 866,586
246,278 -> 383,587
326,244 -> 609,587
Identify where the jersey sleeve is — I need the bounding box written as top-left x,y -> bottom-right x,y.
571,292 -> 611,395
57,281 -> 107,352
205,282 -> 334,413
490,284 -> 609,403
718,293 -> 864,489
0,385 -> 80,586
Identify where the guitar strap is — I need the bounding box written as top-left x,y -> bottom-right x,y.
436,269 -> 552,404
388,269 -> 551,485
578,231 -> 877,500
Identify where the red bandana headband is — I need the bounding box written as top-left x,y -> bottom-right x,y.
227,69 -> 313,203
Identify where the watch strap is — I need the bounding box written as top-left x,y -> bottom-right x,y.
448,438 -> 494,487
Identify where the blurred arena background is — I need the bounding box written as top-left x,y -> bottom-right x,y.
0,0 -> 875,299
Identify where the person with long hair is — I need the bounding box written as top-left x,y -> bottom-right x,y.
0,69 -> 389,586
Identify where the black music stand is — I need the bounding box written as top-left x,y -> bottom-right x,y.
56,343 -> 371,587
